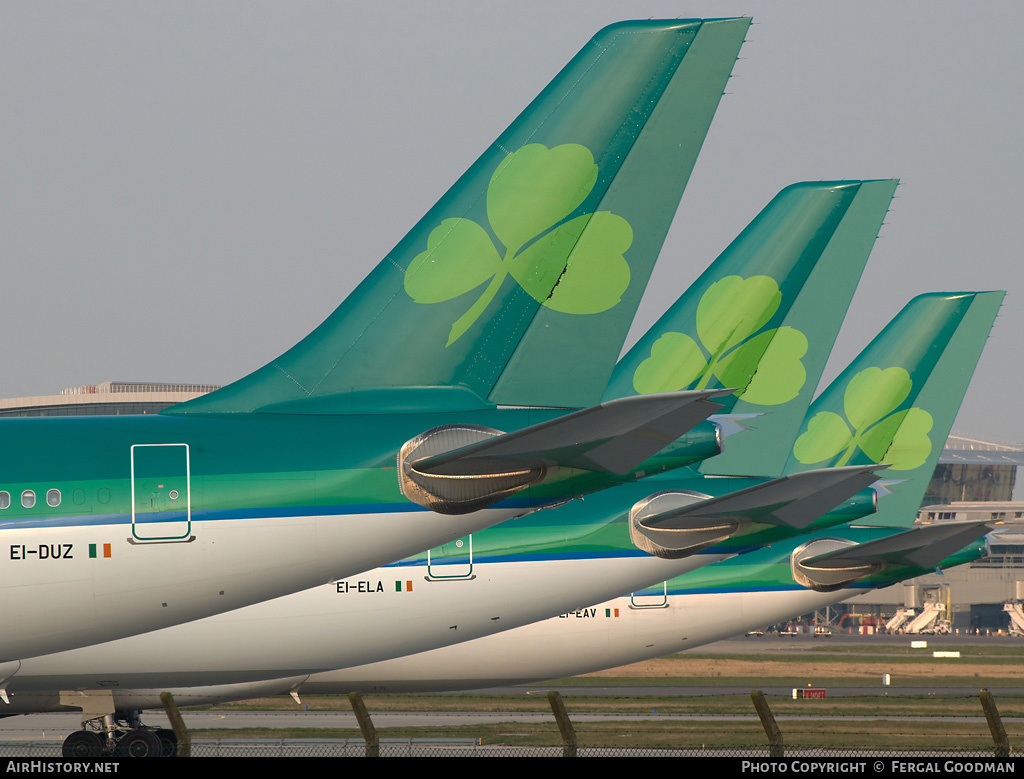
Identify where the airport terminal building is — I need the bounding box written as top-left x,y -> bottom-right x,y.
0,381 -> 220,418
843,503 -> 1024,635
794,434 -> 1024,635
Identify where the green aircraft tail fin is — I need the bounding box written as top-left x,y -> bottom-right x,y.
784,291 -> 1004,527
605,179 -> 897,478
169,19 -> 749,416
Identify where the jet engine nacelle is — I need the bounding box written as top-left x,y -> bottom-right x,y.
790,537 -> 880,593
628,490 -> 726,559
398,424 -> 546,515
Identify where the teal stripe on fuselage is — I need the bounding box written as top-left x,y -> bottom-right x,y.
0,497 -> 564,531
0,411 -> 720,528
384,544 -> 762,569
659,582 -> 879,596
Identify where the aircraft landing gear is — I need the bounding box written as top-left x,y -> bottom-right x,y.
61,710 -> 174,758
155,728 -> 178,757
113,728 -> 162,757
61,730 -> 103,758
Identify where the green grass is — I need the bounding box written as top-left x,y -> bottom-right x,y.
188,713 -> 1024,751
541,675 -> 1015,688
202,691 -> 1024,717
668,648 -> 1024,662
186,647 -> 1024,749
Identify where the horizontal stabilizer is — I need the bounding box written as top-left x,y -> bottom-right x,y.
799,521 -> 992,573
400,390 -> 728,514
629,465 -> 883,559
708,413 -> 761,439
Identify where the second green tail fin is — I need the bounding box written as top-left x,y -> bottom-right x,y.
605,179 -> 898,477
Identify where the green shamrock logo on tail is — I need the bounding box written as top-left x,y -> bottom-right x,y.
793,366 -> 933,470
631,275 -> 808,404
403,144 -> 633,346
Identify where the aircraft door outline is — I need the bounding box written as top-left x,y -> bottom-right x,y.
630,580 -> 668,609
130,443 -> 193,542
426,535 -> 473,580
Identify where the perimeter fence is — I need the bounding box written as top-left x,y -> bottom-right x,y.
0,740 -> 1017,758
5,689 -> 1017,759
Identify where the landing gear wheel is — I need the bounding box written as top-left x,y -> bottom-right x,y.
155,728 -> 178,757
115,729 -> 162,758
63,730 -> 104,758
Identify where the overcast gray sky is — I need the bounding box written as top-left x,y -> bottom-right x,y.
2,1 -> 1021,443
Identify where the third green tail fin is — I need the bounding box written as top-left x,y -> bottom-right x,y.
784,291 -> 1004,527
